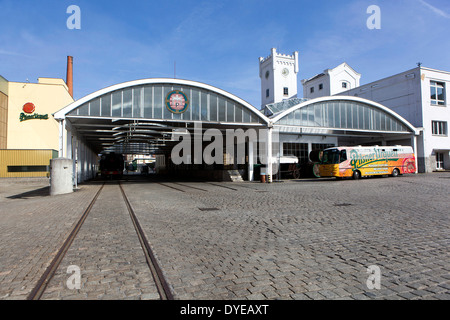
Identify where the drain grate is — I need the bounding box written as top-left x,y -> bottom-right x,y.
198,207 -> 220,211
334,203 -> 352,207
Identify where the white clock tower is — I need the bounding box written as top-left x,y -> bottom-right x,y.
259,48 -> 299,107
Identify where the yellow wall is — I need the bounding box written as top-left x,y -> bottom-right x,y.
0,76 -> 8,149
0,149 -> 58,177
0,91 -> 7,149
7,78 -> 73,150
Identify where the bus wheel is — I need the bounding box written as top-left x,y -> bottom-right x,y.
391,168 -> 400,177
352,170 -> 361,180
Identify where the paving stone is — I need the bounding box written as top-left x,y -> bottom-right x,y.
1,173 -> 449,300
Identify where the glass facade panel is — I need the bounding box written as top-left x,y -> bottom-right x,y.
322,103 -> 329,127
101,95 -> 111,117
218,96 -> 226,121
210,94 -> 218,121
123,88 -> 132,118
78,103 -> 88,116
227,101 -> 235,122
295,108 -> 301,122
346,103 -> 353,129
314,104 -> 322,127
391,117 -> 397,131
302,108 -> 308,126
201,91 -> 208,121
193,89 -> 202,120
374,109 -> 380,131
112,91 -> 122,117
363,106 -> 370,130
305,105 -> 313,126
143,86 -> 153,118
340,103 -> 346,128
334,103 -> 340,128
90,98 -> 100,116
288,108 -> 295,124
380,113 -> 386,131
163,86 -> 172,120
235,104 -> 243,123
327,104 -> 333,128
352,104 -> 358,129
243,108 -> 251,123
358,104 -> 364,130
153,86 -> 163,119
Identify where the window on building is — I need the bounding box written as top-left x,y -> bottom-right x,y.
283,87 -> 289,96
7,165 -> 49,173
436,152 -> 444,170
311,143 -> 335,151
319,84 -> 323,90
310,87 -> 314,94
432,121 -> 447,136
283,143 -> 309,164
266,89 -> 270,98
342,82 -> 348,89
430,81 -> 445,105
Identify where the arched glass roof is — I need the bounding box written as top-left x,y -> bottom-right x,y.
53,78 -> 270,154
271,96 -> 418,134
55,78 -> 269,125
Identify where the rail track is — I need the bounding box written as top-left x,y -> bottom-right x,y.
25,177 -> 262,300
26,180 -> 173,300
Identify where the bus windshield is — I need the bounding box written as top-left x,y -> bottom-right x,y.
321,149 -> 340,164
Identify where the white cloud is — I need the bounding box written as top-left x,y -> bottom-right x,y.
418,0 -> 450,19
0,49 -> 32,58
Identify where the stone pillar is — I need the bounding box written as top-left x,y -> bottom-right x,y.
248,141 -> 254,181
50,158 -> 74,196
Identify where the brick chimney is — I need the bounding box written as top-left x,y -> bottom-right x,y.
66,56 -> 73,98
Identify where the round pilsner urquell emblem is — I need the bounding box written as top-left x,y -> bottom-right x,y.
166,90 -> 189,114
23,102 -> 36,114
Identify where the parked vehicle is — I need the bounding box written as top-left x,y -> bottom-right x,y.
99,153 -> 124,179
315,146 -> 416,179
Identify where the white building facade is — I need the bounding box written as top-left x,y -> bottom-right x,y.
259,48 -> 299,107
301,63 -> 361,100
339,66 -> 450,173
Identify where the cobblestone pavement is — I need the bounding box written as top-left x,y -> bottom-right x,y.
40,182 -> 160,300
0,178 -> 102,299
0,173 -> 449,300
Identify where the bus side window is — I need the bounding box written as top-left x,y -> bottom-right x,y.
340,150 -> 347,163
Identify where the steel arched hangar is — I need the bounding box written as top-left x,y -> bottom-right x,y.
54,79 -> 419,183
54,78 -> 269,153
266,96 -> 419,169
53,78 -> 270,182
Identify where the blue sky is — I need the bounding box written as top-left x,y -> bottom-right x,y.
1,0 -> 450,108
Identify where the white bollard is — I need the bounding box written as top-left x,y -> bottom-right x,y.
50,158 -> 74,196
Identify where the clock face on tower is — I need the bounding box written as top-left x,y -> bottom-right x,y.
282,68 -> 289,77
